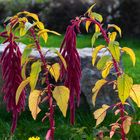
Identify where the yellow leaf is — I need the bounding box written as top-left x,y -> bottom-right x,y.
52,86 -> 70,117
85,20 -> 92,32
92,79 -> 107,106
95,24 -> 100,32
130,85 -> 140,107
55,50 -> 67,70
123,116 -> 132,134
93,104 -> 109,126
30,61 -> 41,91
108,41 -> 120,62
108,24 -> 122,37
102,61 -> 113,79
85,3 -> 96,15
20,26 -> 26,36
16,77 -> 30,105
122,47 -> 136,66
47,29 -> 61,36
34,21 -> 44,30
29,90 -> 41,120
38,29 -> 48,43
48,63 -> 60,82
92,45 -> 105,66
91,32 -> 101,47
109,32 -> 117,42
27,13 -> 39,21
117,74 -> 133,104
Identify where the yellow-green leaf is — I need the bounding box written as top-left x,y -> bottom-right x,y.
52,86 -> 70,117
92,45 -> 105,66
109,32 -> 117,42
108,41 -> 120,62
123,116 -> 132,134
92,79 -> 107,106
48,63 -> 60,82
30,61 -> 41,91
29,90 -> 41,120
91,32 -> 101,47
108,24 -> 122,37
97,55 -> 111,70
130,85 -> 140,107
122,47 -> 136,66
117,74 -> 133,104
85,3 -> 96,15
16,77 -> 30,105
47,29 -> 61,36
21,45 -> 32,65
102,61 -> 113,79
93,104 -> 109,126
91,12 -> 103,22
85,20 -> 92,32
27,13 -> 39,21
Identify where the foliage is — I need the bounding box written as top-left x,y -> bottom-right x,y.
0,3 -> 140,140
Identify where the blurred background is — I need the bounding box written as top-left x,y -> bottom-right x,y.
0,0 -> 140,37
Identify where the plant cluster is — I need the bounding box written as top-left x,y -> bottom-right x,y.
0,4 -> 140,140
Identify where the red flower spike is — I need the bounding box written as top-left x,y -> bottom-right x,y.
60,20 -> 81,125
0,33 -> 25,133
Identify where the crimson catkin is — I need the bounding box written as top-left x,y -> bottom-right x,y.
0,32 -> 25,133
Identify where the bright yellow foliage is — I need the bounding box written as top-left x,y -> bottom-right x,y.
92,45 -> 105,66
117,74 -> 133,104
122,47 -> 136,66
48,63 -> 60,82
92,79 -> 107,106
130,84 -> 140,107
16,77 -> 30,105
29,90 -> 41,120
93,104 -> 109,126
52,86 -> 70,117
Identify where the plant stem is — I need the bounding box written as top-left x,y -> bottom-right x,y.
30,28 -> 54,140
83,18 -> 126,140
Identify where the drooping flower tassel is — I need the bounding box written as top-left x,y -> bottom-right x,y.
60,20 -> 81,125
0,32 -> 25,133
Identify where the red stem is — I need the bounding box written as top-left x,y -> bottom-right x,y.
30,28 -> 54,140
83,18 -> 126,140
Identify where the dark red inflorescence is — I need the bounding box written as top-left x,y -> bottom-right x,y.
60,19 -> 81,125
0,32 -> 25,133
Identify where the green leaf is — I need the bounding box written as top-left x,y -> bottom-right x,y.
30,61 -> 41,91
92,45 -> 105,66
117,74 -> 133,104
21,45 -> 32,65
122,47 -> 136,66
108,41 -> 120,62
91,12 -> 103,22
52,86 -> 70,117
91,32 -> 101,47
16,77 -> 30,105
97,55 -> 111,70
